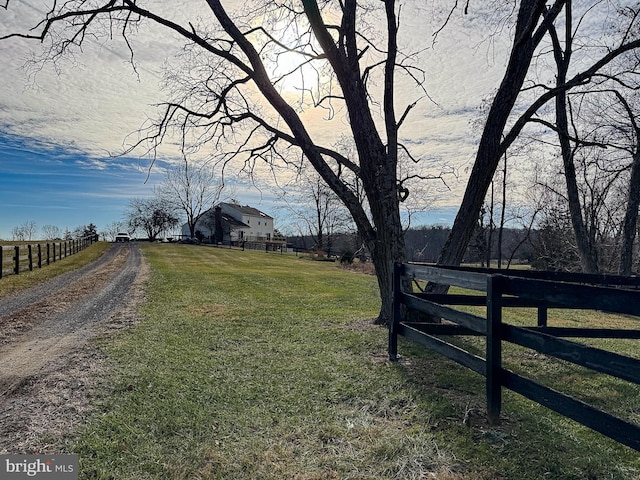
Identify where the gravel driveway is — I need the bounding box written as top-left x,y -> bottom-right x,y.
0,242 -> 148,453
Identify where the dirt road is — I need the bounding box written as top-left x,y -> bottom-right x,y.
0,243 -> 148,453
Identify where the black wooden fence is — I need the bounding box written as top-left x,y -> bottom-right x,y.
389,263 -> 640,451
0,236 -> 97,279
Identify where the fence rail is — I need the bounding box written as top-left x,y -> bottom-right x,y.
389,263 -> 640,451
0,236 -> 97,279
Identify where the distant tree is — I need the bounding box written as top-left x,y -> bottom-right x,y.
82,223 -> 98,241
160,160 -> 224,239
531,203 -> 582,272
41,224 -> 62,240
127,196 -> 180,241
404,226 -> 451,263
11,221 -> 37,241
282,168 -> 352,256
72,226 -> 83,239
72,223 -> 98,240
11,226 -> 25,242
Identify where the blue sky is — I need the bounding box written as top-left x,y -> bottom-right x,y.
0,129 -> 459,239
0,133 -> 164,239
0,129 -> 459,240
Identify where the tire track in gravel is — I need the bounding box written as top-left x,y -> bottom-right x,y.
0,243 -> 148,453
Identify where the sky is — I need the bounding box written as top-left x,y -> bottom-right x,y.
0,1 -> 510,240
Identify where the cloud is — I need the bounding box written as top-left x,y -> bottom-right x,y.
2,0 -> 619,238
0,2 -> 182,159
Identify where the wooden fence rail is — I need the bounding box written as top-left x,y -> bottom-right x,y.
389,263 -> 640,451
0,236 -> 97,279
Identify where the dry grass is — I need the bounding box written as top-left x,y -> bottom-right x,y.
339,259 -> 376,276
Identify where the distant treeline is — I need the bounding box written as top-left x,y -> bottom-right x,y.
286,225 -> 535,267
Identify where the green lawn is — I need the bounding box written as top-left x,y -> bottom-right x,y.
65,244 -> 639,479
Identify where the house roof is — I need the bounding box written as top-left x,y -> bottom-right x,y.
222,214 -> 249,229
201,209 -> 248,229
220,202 -> 273,219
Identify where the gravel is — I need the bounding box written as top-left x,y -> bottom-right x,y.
0,243 -> 148,454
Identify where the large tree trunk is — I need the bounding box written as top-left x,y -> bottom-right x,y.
556,99 -> 600,273
437,1 -> 549,269
365,161 -> 406,325
619,149 -> 640,275
367,210 -> 405,325
551,2 -> 599,273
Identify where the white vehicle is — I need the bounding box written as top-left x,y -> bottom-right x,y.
115,232 -> 130,243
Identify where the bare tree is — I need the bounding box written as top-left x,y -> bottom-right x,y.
127,196 -> 180,241
41,224 -> 62,240
437,1 -> 640,273
11,226 -> 25,242
547,2 -> 600,272
11,221 -> 37,241
533,11 -> 640,274
281,167 -> 352,255
102,221 -> 127,242
160,160 -> 224,239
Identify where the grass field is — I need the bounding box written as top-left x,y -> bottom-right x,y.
39,244 -> 640,478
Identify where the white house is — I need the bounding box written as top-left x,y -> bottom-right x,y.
181,203 -> 285,249
220,203 -> 275,243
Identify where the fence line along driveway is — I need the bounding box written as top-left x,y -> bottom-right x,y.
0,236 -> 97,279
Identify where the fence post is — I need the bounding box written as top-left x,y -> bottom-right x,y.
28,244 -> 33,271
0,247 -> 3,279
38,244 -> 42,268
52,243 -> 56,262
389,262 -> 402,361
14,245 -> 20,275
486,275 -> 504,425
537,307 -> 548,327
